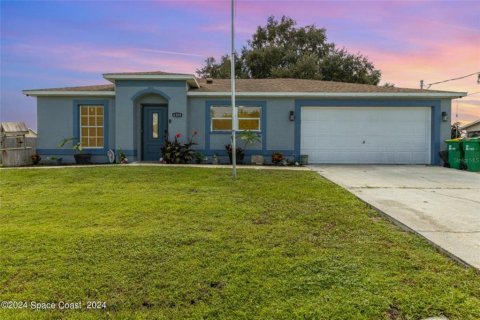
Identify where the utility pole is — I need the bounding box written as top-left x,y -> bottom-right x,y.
423,72 -> 479,89
230,0 -> 237,179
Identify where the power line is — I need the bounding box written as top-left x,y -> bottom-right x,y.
426,72 -> 480,89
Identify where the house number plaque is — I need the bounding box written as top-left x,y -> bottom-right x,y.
172,112 -> 183,118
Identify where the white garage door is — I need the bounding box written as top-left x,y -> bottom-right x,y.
301,107 -> 431,164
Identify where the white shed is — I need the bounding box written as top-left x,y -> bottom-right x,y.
461,119 -> 480,138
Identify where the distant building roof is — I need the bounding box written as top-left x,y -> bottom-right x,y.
26,128 -> 37,138
461,119 -> 480,130
0,122 -> 29,135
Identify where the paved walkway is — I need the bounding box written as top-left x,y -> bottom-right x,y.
1,163 -> 309,171
309,165 -> 480,270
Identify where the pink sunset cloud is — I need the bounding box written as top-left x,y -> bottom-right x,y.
5,43 -> 203,77
2,0 -> 479,129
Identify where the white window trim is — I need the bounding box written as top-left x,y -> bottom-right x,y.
210,106 -> 262,132
80,105 -> 105,149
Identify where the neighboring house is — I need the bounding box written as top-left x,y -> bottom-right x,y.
26,128 -> 37,138
23,71 -> 466,165
461,119 -> 480,138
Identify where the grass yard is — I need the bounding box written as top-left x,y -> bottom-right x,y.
0,167 -> 479,319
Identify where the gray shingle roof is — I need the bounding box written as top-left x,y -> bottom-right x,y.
193,78 -> 447,93
103,71 -> 192,76
23,72 -> 462,95
24,84 -> 115,92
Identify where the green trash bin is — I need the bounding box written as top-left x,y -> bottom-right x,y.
445,139 -> 463,169
463,138 -> 480,172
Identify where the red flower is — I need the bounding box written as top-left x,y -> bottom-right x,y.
176,133 -> 182,138
193,130 -> 198,136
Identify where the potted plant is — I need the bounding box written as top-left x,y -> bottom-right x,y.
59,137 -> 92,164
225,131 -> 261,165
225,143 -> 245,164
271,152 -> 284,165
31,154 -> 41,165
242,131 -> 262,165
117,149 -> 128,164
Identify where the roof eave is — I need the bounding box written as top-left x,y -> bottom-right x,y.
22,90 -> 115,97
461,119 -> 480,129
187,91 -> 468,99
102,74 -> 200,88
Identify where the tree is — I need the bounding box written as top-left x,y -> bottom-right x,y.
197,16 -> 381,85
198,54 -> 247,79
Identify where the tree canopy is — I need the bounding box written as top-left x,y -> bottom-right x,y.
196,16 -> 381,85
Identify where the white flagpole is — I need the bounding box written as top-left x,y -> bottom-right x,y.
230,0 -> 237,179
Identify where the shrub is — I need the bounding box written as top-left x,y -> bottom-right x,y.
194,151 -> 204,164
271,152 -> 284,165
240,131 -> 261,148
161,132 -> 198,164
31,154 -> 41,165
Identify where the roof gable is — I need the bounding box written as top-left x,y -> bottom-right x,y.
461,119 -> 480,130
102,71 -> 199,88
0,122 -> 29,135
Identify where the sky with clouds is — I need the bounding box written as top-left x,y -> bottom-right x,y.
1,0 -> 479,129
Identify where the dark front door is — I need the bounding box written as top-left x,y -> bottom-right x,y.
142,105 -> 168,161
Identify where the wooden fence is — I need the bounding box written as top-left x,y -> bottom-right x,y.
0,137 -> 37,166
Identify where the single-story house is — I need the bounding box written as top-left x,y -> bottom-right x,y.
461,119 -> 480,138
23,71 -> 466,165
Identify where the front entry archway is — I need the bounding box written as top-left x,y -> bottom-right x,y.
142,105 -> 168,161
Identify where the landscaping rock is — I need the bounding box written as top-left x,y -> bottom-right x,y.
250,155 -> 264,165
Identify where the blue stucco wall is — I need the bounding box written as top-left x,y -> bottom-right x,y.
193,97 -> 451,164
440,99 -> 452,149
34,81 -> 453,165
36,96 -> 115,163
187,97 -> 296,163
114,80 -> 188,161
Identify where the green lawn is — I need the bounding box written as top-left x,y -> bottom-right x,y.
0,167 -> 479,320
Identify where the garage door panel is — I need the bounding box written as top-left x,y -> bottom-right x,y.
304,151 -> 428,164
301,107 -> 431,164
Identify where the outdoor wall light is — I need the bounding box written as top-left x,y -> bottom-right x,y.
442,111 -> 448,122
289,110 -> 295,121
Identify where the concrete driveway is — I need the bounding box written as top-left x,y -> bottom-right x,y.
309,165 -> 480,269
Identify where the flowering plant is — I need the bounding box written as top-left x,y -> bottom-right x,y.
161,131 -> 198,164
117,148 -> 128,164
